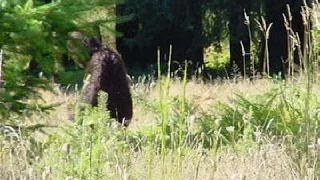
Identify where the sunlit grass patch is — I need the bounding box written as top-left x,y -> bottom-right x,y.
1,76 -> 320,179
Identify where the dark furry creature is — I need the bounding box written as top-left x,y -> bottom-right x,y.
72,33 -> 133,126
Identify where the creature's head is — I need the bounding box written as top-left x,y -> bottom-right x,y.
68,31 -> 102,56
83,37 -> 102,56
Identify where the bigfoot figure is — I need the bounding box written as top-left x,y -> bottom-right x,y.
71,32 -> 133,126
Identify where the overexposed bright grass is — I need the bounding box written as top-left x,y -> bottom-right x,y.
130,77 -> 275,130
128,142 -> 299,180
0,76 -> 319,179
39,76 -> 316,131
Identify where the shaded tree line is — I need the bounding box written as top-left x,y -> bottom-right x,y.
116,0 -> 317,78
116,0 -> 205,76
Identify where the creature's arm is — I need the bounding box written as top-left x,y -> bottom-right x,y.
81,53 -> 104,106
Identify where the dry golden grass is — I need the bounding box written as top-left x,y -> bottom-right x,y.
1,77 -> 318,179
123,78 -> 305,180
127,143 -> 299,180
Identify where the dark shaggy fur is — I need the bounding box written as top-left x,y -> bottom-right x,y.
79,36 -> 133,126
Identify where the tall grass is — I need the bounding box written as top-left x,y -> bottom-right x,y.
0,4 -> 320,180
1,75 -> 320,179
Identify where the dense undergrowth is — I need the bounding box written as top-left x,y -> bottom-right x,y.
1,73 -> 320,179
1,2 -> 320,179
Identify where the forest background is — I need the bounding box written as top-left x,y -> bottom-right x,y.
1,0 -> 320,179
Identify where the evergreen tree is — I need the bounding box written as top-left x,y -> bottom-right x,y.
0,0 -> 124,120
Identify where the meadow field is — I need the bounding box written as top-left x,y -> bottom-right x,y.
1,1 -> 320,180
1,74 -> 319,180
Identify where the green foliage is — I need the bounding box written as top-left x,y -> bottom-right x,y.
0,53 -> 53,120
214,82 -> 320,144
2,74 -> 320,178
119,0 -> 229,49
204,43 -> 230,69
131,61 -> 221,151
57,69 -> 85,86
37,92 -> 131,179
202,2 -> 229,47
0,0 -> 124,121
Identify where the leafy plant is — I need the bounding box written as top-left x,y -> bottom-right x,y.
37,92 -> 131,179
0,0 -> 127,121
215,82 -> 320,143
204,43 -> 230,69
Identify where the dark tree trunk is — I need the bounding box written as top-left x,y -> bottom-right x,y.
228,0 -> 251,76
116,1 -> 205,77
265,0 -> 309,77
115,4 -> 155,70
188,0 -> 205,76
265,0 -> 287,77
116,4 -> 136,67
170,0 -> 205,76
